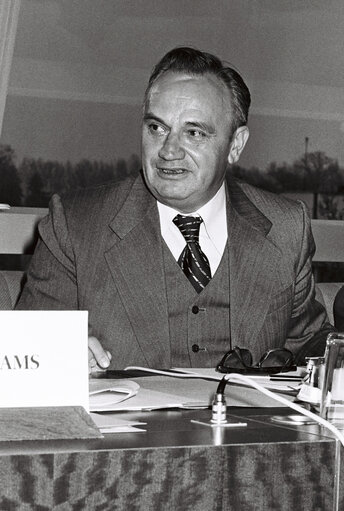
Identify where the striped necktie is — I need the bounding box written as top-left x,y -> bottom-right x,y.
173,214 -> 212,293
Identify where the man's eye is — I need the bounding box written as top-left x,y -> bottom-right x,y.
148,123 -> 166,136
187,129 -> 206,139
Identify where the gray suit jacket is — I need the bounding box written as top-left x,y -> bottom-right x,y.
17,173 -> 332,367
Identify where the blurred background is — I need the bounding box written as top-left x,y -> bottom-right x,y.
0,0 -> 344,221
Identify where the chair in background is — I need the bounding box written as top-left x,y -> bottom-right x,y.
0,206 -> 47,309
312,219 -> 344,325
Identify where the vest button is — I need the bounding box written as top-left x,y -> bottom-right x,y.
192,344 -> 200,353
192,305 -> 199,314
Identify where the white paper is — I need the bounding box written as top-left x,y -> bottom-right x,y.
0,310 -> 89,410
89,379 -> 140,411
99,426 -> 146,433
133,375 -> 296,408
90,412 -> 146,432
90,386 -> 208,412
125,366 -> 302,392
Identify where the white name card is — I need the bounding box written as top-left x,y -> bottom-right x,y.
0,311 -> 89,410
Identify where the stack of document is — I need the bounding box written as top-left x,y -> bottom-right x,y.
88,377 -> 209,433
124,367 -> 303,394
89,367 -> 302,410
89,378 -> 208,413
88,368 -> 305,433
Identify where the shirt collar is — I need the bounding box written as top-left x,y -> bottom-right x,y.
157,182 -> 227,251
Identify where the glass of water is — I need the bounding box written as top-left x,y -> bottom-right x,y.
320,333 -> 344,422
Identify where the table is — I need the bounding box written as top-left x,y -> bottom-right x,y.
0,406 -> 342,510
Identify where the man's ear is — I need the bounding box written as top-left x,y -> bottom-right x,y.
227,126 -> 249,164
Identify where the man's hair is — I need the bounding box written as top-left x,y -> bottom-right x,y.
144,46 -> 251,132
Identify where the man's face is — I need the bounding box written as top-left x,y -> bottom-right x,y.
142,72 -> 242,213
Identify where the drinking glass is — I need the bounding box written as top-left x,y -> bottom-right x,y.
320,333 -> 344,421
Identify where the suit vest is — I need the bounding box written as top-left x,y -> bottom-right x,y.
162,240 -> 231,367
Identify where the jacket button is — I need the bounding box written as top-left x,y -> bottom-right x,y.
192,344 -> 200,353
192,305 -> 199,314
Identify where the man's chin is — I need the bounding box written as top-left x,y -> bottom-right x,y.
157,191 -> 190,205
144,172 -> 200,210
151,178 -> 192,199
155,189 -> 200,212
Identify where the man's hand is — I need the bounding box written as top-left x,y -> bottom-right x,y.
88,336 -> 112,374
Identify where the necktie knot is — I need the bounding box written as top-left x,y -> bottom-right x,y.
173,215 -> 203,244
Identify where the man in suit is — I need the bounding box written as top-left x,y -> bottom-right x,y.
17,47 -> 333,371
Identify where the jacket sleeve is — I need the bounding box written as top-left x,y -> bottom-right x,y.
284,200 -> 334,364
16,194 -> 79,310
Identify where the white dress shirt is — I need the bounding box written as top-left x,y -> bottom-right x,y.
157,183 -> 228,277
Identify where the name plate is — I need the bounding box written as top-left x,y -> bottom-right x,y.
0,311 -> 89,410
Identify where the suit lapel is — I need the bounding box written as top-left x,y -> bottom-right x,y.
226,180 -> 282,350
104,176 -> 171,367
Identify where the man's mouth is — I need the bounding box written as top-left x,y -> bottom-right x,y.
158,167 -> 187,175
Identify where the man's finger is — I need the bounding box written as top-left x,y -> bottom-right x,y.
88,336 -> 111,369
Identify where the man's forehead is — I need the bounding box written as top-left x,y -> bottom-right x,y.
146,71 -> 232,112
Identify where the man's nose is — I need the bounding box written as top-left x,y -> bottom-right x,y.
158,132 -> 185,160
